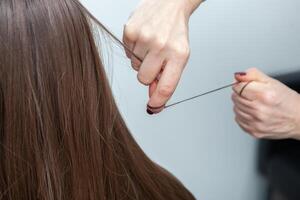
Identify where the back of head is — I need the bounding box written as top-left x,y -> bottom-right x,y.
0,0 -> 195,199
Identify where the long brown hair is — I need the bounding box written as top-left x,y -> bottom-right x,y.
0,0 -> 195,199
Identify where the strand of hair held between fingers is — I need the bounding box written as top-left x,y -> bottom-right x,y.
74,1 -> 246,109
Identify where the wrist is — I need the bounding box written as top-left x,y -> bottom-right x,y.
185,0 -> 205,17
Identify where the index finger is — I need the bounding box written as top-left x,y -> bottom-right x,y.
232,81 -> 266,101
147,60 -> 184,114
122,24 -> 137,58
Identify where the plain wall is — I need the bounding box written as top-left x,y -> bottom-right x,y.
81,0 -> 300,199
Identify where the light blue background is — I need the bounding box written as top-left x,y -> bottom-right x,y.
81,0 -> 300,199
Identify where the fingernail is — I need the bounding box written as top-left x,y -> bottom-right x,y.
235,72 -> 247,76
147,109 -> 154,115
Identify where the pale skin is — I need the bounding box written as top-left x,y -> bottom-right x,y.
124,0 -> 300,140
123,0 -> 204,114
233,68 -> 300,140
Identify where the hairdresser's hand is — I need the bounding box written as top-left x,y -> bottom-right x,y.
232,68 -> 300,140
123,0 -> 204,114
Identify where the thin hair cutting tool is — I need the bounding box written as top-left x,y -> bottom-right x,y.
105,30 -> 237,108
164,82 -> 236,109
76,1 -> 236,109
108,34 -> 237,108
100,28 -> 237,109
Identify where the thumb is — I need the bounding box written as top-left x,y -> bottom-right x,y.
234,68 -> 270,83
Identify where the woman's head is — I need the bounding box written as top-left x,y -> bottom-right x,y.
0,0 -> 195,199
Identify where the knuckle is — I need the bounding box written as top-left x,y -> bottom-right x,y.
132,65 -> 139,71
257,113 -> 266,122
158,85 -> 174,98
167,42 -> 190,59
124,25 -> 138,41
137,73 -> 151,85
252,103 -> 262,112
153,38 -> 167,51
245,128 -> 253,134
247,100 -> 256,109
174,46 -> 190,59
261,91 -> 277,104
254,109 -> 265,121
139,29 -> 152,43
254,123 -> 265,133
131,59 -> 141,71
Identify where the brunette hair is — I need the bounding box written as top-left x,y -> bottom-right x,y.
0,0 -> 195,199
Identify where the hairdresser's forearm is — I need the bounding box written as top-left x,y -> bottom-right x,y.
186,0 -> 205,15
